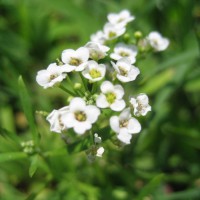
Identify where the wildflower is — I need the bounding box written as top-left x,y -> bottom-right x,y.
61,47 -> 89,72
96,81 -> 126,111
111,58 -> 140,82
103,23 -> 126,40
110,108 -> 141,144
85,41 -> 110,60
107,9 -> 135,27
82,60 -> 106,82
90,30 -> 106,45
147,31 -> 169,51
46,106 -> 69,133
110,43 -> 138,64
130,94 -> 151,116
36,63 -> 67,89
61,97 -> 100,134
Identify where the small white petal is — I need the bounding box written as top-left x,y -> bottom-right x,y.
73,121 -> 91,134
96,94 -> 109,108
110,116 -> 120,133
119,108 -> 131,120
85,105 -> 100,123
69,97 -> 86,112
128,118 -> 141,134
114,84 -> 124,99
110,99 -> 126,111
100,81 -> 114,93
117,128 -> 132,144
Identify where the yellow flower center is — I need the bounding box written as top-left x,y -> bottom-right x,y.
75,111 -> 86,122
89,69 -> 101,79
119,51 -> 130,57
119,120 -> 129,128
109,31 -> 116,38
105,92 -> 116,104
69,58 -> 82,66
118,66 -> 128,76
49,74 -> 58,81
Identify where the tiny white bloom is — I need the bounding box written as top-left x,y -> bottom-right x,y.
111,58 -> 140,82
107,9 -> 135,27
110,108 -> 141,144
96,147 -> 104,157
46,106 -> 69,133
90,30 -> 106,45
94,133 -> 102,144
36,63 -> 67,89
130,93 -> 151,116
61,47 -> 89,72
110,43 -> 138,64
103,23 -> 126,40
82,60 -> 106,82
96,81 -> 126,111
147,31 -> 169,51
61,97 -> 100,134
85,41 -> 110,60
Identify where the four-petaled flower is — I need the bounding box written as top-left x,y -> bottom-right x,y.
107,9 -> 135,27
46,106 -> 69,133
85,42 -> 110,60
130,93 -> 151,116
96,81 -> 126,111
110,108 -> 141,144
147,31 -> 169,51
61,47 -> 89,72
36,63 -> 67,89
111,58 -> 140,82
82,60 -> 106,82
61,97 -> 100,134
103,23 -> 126,40
110,43 -> 138,64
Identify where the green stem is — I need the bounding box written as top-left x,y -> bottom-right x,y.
91,82 -> 98,94
79,73 -> 89,93
59,85 -> 76,96
66,75 -> 82,96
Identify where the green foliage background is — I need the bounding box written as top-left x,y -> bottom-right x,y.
0,0 -> 200,199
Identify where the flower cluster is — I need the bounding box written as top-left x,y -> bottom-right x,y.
36,9 -> 169,159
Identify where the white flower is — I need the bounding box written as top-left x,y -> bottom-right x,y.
111,58 -> 140,82
96,81 -> 125,111
82,60 -> 106,82
46,106 -> 69,133
130,94 -> 151,116
61,47 -> 89,72
110,43 -> 138,63
61,97 -> 100,134
94,133 -> 102,144
110,108 -> 141,144
107,9 -> 135,27
96,147 -> 104,157
147,31 -> 169,51
103,23 -> 126,40
90,30 -> 106,45
36,63 -> 67,89
85,41 -> 110,60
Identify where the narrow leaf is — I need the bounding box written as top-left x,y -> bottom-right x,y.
0,152 -> 27,162
18,76 -> 39,145
29,154 -> 39,177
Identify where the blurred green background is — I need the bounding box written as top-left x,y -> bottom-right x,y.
0,0 -> 200,199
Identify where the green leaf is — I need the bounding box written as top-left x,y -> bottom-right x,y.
29,154 -> 39,177
0,152 -> 27,163
136,174 -> 165,200
18,76 -> 39,145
